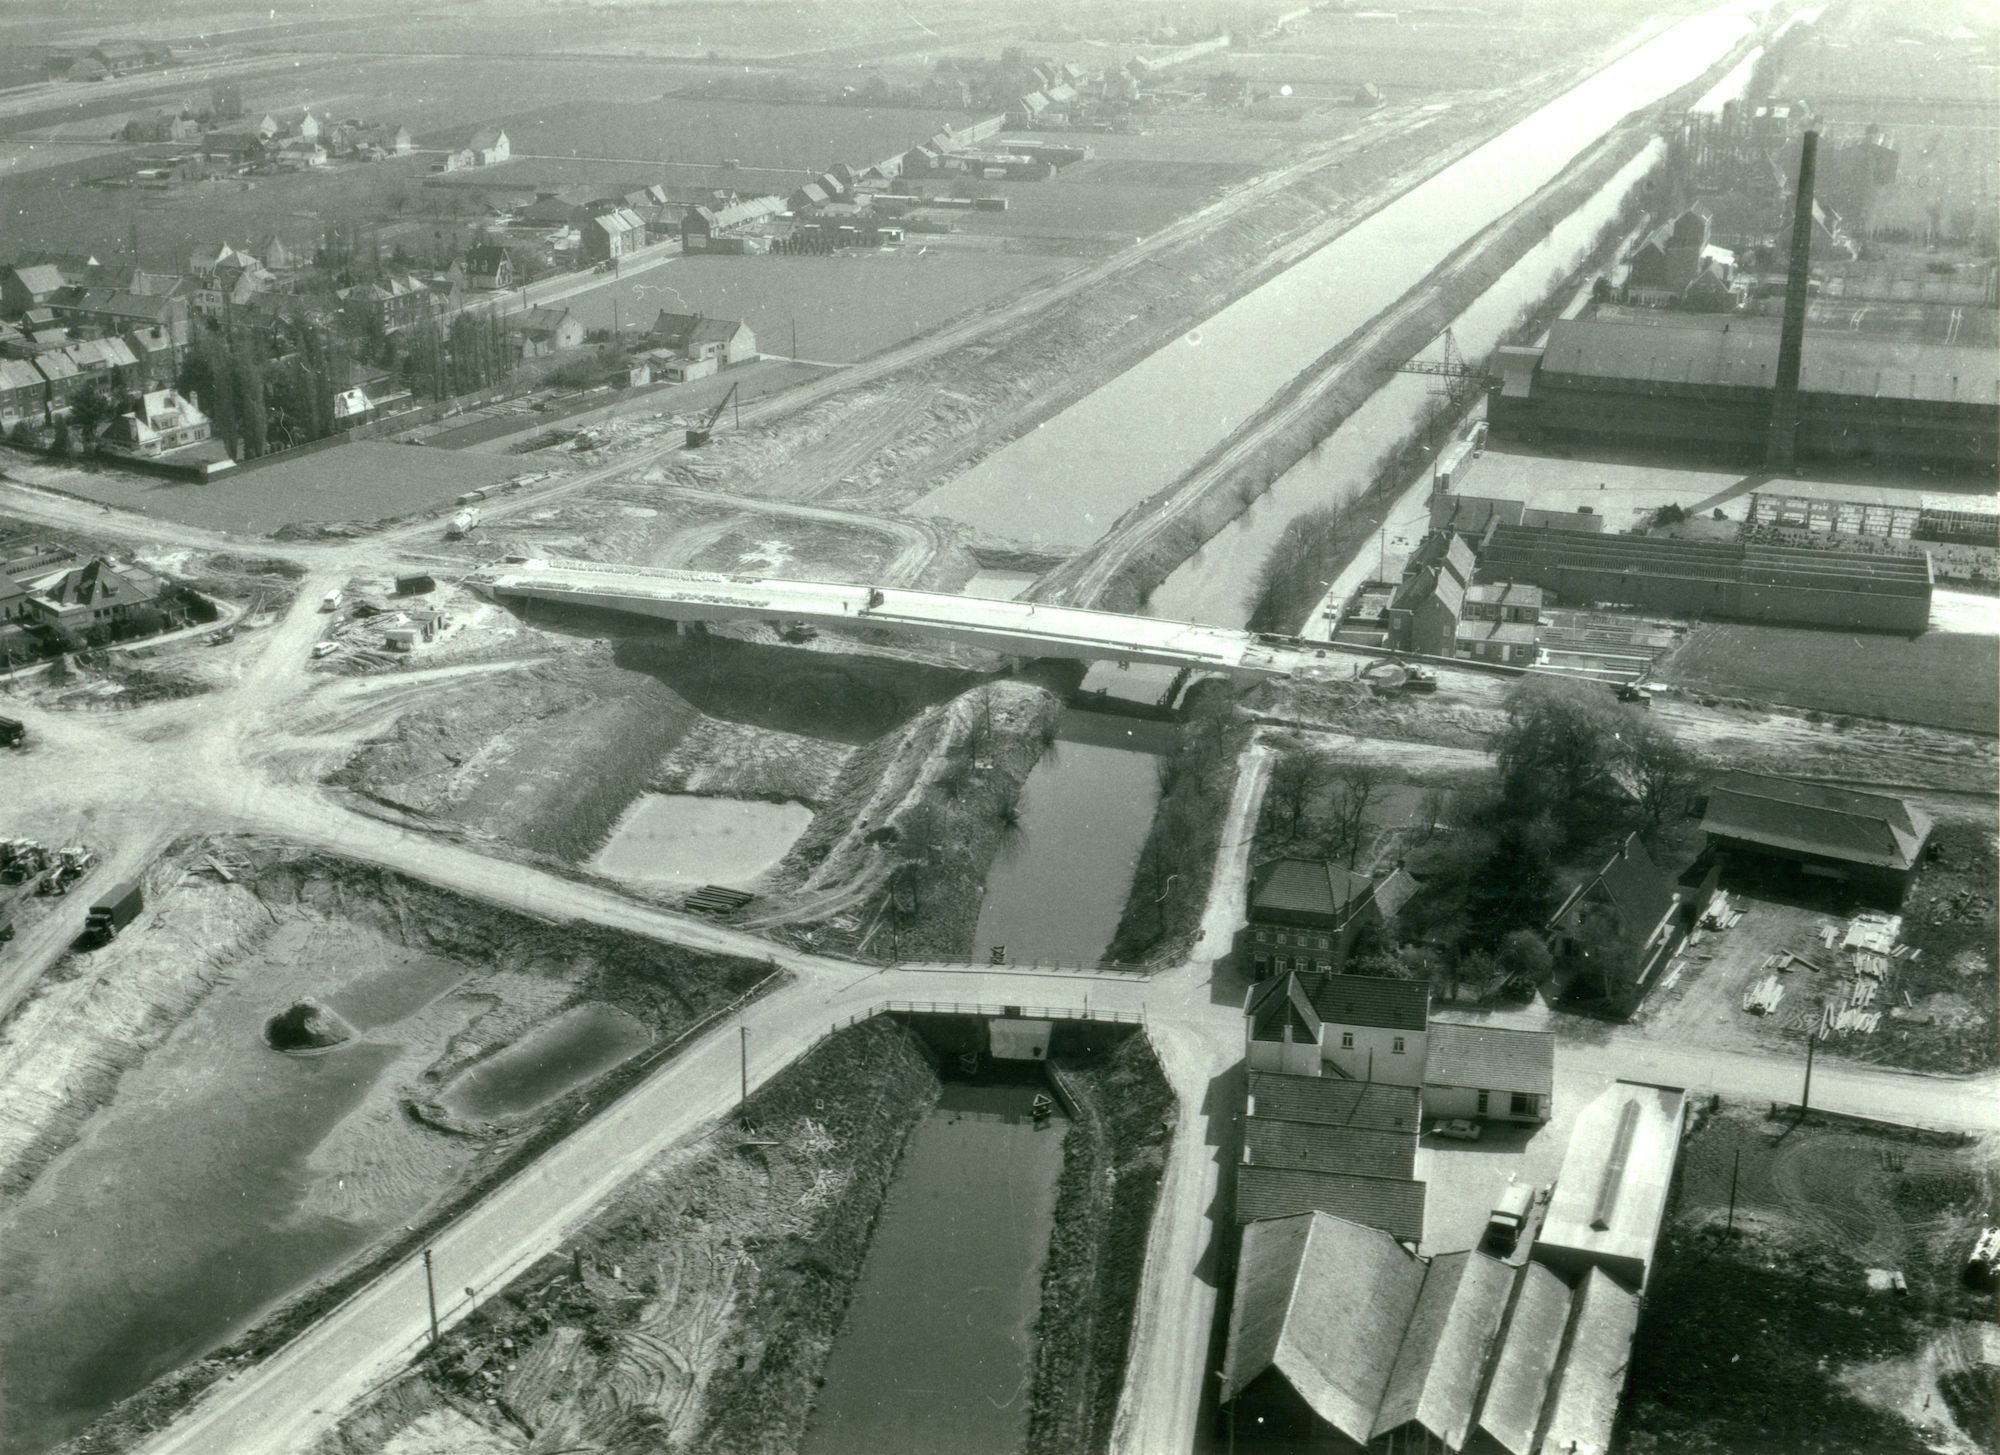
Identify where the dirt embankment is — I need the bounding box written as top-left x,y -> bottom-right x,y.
755,677 -> 1064,960
312,1015 -> 944,1455
1027,1030 -> 1178,1455
45,842 -> 778,1455
1104,685 -> 1249,966
327,630 -> 988,872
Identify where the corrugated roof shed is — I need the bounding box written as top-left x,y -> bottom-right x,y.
1541,316 -> 2000,405
1234,1165 -> 1427,1243
1425,1023 -> 1555,1097
1310,974 -> 1429,1032
1373,1249 -> 1515,1448
1221,1212 -> 1425,1441
1243,1117 -> 1417,1181
1474,1262 -> 1574,1455
1701,770 -> 1930,871
1247,1073 -> 1420,1134
1539,1268 -> 1642,1454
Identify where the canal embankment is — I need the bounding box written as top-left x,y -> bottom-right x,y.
1032,113 -> 1668,616
308,1012 -> 1175,1455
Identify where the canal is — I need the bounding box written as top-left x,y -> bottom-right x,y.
802,1075 -> 1068,1455
913,8 -> 1755,552
971,709 -> 1171,966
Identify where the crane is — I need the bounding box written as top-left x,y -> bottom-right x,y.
1394,328 -> 1493,409
684,382 -> 740,448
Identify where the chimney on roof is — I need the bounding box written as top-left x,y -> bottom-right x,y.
1765,130 -> 1818,475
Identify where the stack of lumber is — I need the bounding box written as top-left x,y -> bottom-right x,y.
1742,974 -> 1786,1014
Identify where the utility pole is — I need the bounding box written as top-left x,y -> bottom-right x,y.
421,1248 -> 440,1348
1724,1147 -> 1740,1240
791,315 -> 798,361
1800,1028 -> 1818,1117
739,1024 -> 749,1115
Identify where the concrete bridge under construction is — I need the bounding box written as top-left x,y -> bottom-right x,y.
477,559 -> 1348,680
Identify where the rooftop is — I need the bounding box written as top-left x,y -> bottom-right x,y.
1424,1023 -> 1555,1097
1537,1080 -> 1686,1288
1701,770 -> 1931,872
1250,859 -> 1378,921
1247,1073 -> 1421,1133
1244,1117 -> 1418,1181
1235,1165 -> 1428,1242
1539,316 -> 2000,406
1311,973 -> 1429,1032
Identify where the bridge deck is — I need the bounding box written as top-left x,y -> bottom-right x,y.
483,560 -> 1348,679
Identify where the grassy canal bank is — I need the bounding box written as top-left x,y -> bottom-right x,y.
310,1015 -> 1174,1455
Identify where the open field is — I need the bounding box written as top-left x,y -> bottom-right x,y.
9,442 -> 534,534
1657,623 -> 2000,736
1623,1104 -> 1999,1455
556,248 -> 1071,365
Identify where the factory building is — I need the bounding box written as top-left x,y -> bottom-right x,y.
1490,315 -> 1998,476
1473,525 -> 1932,634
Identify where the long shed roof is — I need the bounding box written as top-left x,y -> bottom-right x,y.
1702,770 -> 1930,871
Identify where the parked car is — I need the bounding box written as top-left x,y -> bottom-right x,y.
1434,1118 -> 1483,1142
320,588 -> 343,612
207,626 -> 236,646
310,640 -> 341,659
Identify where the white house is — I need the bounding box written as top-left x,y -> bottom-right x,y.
1245,972 -> 1430,1086
96,388 -> 212,457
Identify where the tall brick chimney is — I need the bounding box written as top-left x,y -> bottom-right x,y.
1765,129 -> 1820,474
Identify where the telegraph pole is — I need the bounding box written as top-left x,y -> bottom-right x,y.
1724,1148 -> 1740,1240
739,1025 -> 749,1115
421,1248 -> 440,1348
1800,1028 -> 1818,1117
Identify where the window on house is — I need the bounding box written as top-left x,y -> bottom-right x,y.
1276,933 -> 1289,946
1254,928 -> 1269,944
1315,935 -> 1330,951
1511,1093 -> 1539,1117
1340,1032 -> 1353,1049
1392,1036 -> 1405,1054
1253,955 -> 1269,974
1477,1089 -> 1490,1115
1316,960 -> 1331,973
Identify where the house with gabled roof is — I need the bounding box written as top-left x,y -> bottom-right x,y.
1246,970 -> 1430,1085
1383,530 -> 1475,657
1547,832 -> 1702,1007
464,243 -> 515,291
1700,769 -> 1931,904
648,312 -> 756,365
467,128 -> 510,166
580,208 -> 646,264
1,265 -> 69,320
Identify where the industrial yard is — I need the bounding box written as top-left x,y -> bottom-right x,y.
0,0 -> 1994,1451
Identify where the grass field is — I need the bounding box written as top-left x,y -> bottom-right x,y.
559,247 -> 1069,363
1657,622 -> 2000,736
39,441 -> 529,533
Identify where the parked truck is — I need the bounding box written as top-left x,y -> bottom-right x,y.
0,715 -> 24,748
1482,1181 -> 1537,1257
86,881 -> 144,944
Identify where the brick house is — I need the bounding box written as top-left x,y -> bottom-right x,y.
580,209 -> 647,264
1454,580 -> 1542,665
1547,833 -> 1699,1006
464,244 -> 515,291
505,307 -> 584,359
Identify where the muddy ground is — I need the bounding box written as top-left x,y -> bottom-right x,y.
311,1016 -> 1176,1455
1623,1103 -> 2000,1455
1,839 -> 773,1455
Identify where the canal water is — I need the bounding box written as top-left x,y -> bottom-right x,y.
912,9 -> 1754,551
439,1003 -> 653,1121
590,792 -> 813,885
971,710 -> 1171,966
802,1079 -> 1068,1455
1146,138 -> 1667,628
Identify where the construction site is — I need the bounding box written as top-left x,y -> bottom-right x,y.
0,0 -> 1994,1452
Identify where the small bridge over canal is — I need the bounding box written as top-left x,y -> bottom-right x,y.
477,559 -> 1348,681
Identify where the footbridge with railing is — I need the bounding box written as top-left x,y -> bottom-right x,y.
475,558 -> 1351,681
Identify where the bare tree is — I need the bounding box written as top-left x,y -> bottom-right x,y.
1324,759 -> 1381,868
1625,715 -> 1699,830
1416,784 -> 1450,844
1261,748 -> 1328,842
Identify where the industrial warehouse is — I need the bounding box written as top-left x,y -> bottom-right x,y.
1490,315 -> 2000,474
